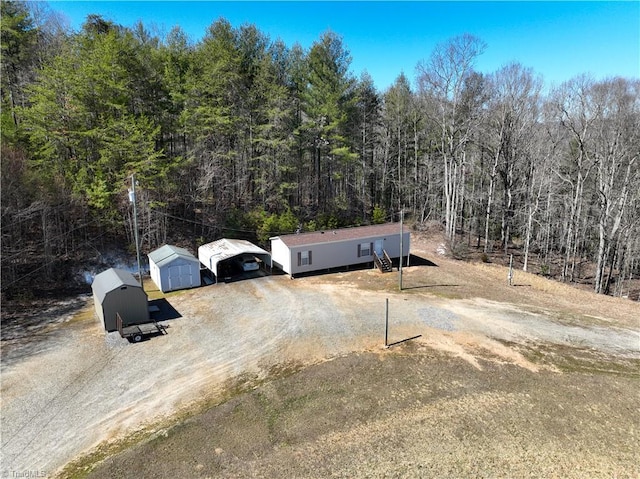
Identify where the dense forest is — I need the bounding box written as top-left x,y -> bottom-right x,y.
2,1 -> 639,299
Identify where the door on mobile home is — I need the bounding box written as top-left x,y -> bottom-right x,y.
374,239 -> 384,256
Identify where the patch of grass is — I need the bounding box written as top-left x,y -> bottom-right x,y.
56,422 -> 169,479
418,289 -> 463,300
142,281 -> 165,301
559,357 -> 640,376
254,390 -> 312,439
498,340 -> 640,377
77,345 -> 640,479
67,305 -> 96,324
265,360 -> 305,379
520,306 -> 613,328
549,349 -> 640,376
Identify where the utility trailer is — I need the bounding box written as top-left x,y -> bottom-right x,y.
116,313 -> 167,343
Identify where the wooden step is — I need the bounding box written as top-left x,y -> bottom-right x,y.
374,250 -> 393,273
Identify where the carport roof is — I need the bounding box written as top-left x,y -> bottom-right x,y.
91,268 -> 143,303
148,244 -> 198,268
271,222 -> 409,248
199,238 -> 270,276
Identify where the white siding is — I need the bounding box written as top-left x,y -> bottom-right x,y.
272,231 -> 410,276
150,262 -> 162,292
270,237 -> 292,275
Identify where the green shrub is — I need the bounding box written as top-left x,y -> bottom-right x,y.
317,214 -> 338,230
372,205 -> 386,224
256,208 -> 299,242
279,208 -> 298,233
450,241 -> 468,260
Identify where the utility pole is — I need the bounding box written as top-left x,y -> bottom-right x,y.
129,174 -> 143,290
399,209 -> 404,291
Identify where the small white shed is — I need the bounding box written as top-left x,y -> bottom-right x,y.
148,244 -> 201,293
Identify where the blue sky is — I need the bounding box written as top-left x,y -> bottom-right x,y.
48,1 -> 639,92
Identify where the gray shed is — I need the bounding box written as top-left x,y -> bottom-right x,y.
92,268 -> 149,332
148,244 -> 201,293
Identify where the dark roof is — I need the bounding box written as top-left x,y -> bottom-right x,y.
148,244 -> 197,268
91,268 -> 142,303
272,223 -> 409,248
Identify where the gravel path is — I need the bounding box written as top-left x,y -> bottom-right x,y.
1,265 -> 639,477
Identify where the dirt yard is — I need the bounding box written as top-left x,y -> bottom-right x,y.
1,233 -> 638,478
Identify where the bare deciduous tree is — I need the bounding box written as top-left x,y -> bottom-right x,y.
417,34 -> 487,244
590,78 -> 640,293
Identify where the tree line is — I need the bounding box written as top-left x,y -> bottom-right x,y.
2,1 -> 639,298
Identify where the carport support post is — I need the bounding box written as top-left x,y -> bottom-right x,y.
385,298 -> 389,347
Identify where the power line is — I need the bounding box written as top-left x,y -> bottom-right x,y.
2,206 -> 402,291
1,228 -> 111,291
0,204 -> 70,233
158,210 -> 288,236
1,218 -> 102,262
157,209 -> 400,237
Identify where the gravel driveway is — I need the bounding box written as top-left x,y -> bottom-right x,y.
1,266 -> 639,477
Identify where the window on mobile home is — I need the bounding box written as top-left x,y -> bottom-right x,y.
298,250 -> 312,266
358,242 -> 373,257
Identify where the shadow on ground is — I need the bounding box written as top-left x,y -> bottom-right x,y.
149,298 -> 182,322
407,254 -> 438,267
402,284 -> 460,291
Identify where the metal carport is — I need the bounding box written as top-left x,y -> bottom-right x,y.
198,238 -> 271,282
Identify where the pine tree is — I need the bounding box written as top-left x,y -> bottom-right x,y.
300,30 -> 357,216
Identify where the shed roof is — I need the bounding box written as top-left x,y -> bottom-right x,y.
199,238 -> 270,275
91,268 -> 142,304
148,244 -> 198,268
271,222 -> 409,248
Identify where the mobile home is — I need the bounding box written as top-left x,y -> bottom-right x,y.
270,223 -> 410,277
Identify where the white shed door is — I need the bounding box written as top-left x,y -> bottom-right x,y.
168,264 -> 192,290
